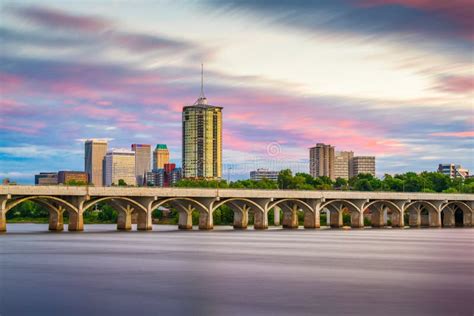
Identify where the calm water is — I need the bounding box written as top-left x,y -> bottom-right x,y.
1,224 -> 473,315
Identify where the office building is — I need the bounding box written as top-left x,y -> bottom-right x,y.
309,143 -> 335,179
145,169 -> 165,187
250,168 -> 279,181
153,144 -> 169,170
58,171 -> 88,184
350,156 -> 376,177
438,164 -> 470,179
334,151 -> 354,180
182,66 -> 222,179
104,148 -> 136,186
132,144 -> 151,186
144,164 -> 182,187
84,139 -> 108,186
34,172 -> 58,185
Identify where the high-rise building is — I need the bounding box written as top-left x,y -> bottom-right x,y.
250,168 -> 279,181
104,148 -> 136,186
309,143 -> 335,180
334,151 -> 354,180
132,144 -> 151,186
350,156 -> 376,178
182,66 -> 222,179
153,144 -> 169,170
34,172 -> 58,185
144,165 -> 182,187
145,169 -> 165,187
58,171 -> 88,184
438,164 -> 469,179
84,139 -> 108,186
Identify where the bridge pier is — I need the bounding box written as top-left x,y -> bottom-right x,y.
68,211 -> 84,231
137,211 -> 152,231
442,207 -> 455,227
391,210 -> 404,227
0,211 -> 6,232
254,211 -> 268,229
330,210 -> 343,228
409,208 -> 420,228
178,211 -> 193,230
371,207 -> 385,228
199,211 -> 213,230
273,207 -> 280,226
48,210 -> 64,231
233,209 -> 248,229
282,208 -> 299,229
350,211 -> 364,228
429,211 -> 441,228
117,211 -> 132,231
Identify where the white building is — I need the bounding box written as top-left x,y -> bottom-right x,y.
438,164 -> 469,179
250,168 -> 279,181
104,148 -> 136,186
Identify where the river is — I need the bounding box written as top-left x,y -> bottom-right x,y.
1,224 -> 473,315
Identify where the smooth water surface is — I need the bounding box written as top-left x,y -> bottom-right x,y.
1,224 -> 473,315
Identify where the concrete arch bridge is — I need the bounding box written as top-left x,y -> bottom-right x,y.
1,186 -> 472,232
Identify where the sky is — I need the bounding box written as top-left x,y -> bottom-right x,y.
0,0 -> 473,183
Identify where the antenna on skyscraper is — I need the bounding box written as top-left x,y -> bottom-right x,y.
200,63 -> 205,98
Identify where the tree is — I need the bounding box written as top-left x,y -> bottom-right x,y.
278,169 -> 293,189
334,177 -> 348,189
118,179 -> 127,186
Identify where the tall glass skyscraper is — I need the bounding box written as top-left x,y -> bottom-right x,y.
182,67 -> 222,179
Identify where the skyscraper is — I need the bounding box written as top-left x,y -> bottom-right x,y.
350,156 -> 376,178
84,139 -> 108,186
104,148 -> 136,186
153,144 -> 169,170
131,144 -> 151,186
182,65 -> 222,179
309,143 -> 335,180
334,151 -> 354,180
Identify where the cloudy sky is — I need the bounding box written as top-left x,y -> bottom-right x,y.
0,0 -> 472,183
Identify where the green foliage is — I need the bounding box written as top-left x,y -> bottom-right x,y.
66,180 -> 87,186
118,179 -> 127,186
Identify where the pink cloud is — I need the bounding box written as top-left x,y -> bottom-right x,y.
9,5 -> 112,32
0,73 -> 23,93
436,76 -> 474,93
431,131 -> 474,138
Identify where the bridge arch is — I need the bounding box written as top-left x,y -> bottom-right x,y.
5,196 -> 78,214
363,200 -> 403,228
211,198 -> 267,229
320,199 -> 362,228
404,200 -> 440,228
441,201 -> 472,227
83,197 -> 147,213
151,197 -> 212,230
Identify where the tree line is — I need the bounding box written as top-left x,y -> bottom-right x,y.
175,170 -> 473,193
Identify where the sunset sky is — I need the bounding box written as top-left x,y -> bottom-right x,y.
1,0 -> 473,183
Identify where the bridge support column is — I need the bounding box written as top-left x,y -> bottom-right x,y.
117,211 -> 132,231
371,207 -> 385,228
429,211 -> 441,228
390,210 -> 402,227
233,209 -> 248,230
199,211 -> 213,230
49,209 -> 64,231
273,207 -> 280,226
68,211 -> 84,231
464,208 -> 472,227
303,199 -> 321,229
137,211 -> 152,231
330,210 -> 343,228
0,211 -> 6,232
442,208 -> 455,227
254,211 -> 268,230
409,208 -> 420,228
282,207 -> 298,229
178,211 -> 193,230
350,211 -> 364,228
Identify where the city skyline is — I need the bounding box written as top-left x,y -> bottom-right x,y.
1,1 -> 473,183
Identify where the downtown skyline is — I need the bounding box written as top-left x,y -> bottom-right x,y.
0,1 -> 473,184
